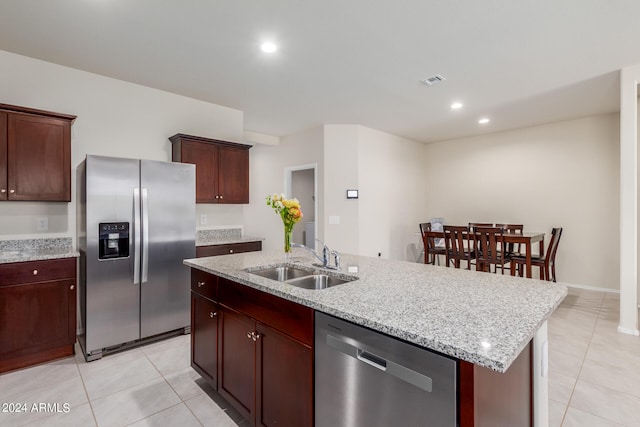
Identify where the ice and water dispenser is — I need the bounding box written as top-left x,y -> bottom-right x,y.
98,222 -> 130,259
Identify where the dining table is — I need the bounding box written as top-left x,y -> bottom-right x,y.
420,229 -> 546,279
502,231 -> 545,278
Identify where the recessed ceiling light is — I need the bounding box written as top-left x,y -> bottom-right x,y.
451,102 -> 463,110
260,42 -> 277,53
478,117 -> 490,124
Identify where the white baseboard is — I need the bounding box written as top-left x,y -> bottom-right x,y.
564,283 -> 620,293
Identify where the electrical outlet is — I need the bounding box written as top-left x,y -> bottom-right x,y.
36,217 -> 48,231
200,214 -> 207,225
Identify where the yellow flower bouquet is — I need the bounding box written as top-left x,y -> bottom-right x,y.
266,193 -> 303,256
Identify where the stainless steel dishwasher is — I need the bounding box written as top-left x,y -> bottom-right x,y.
315,312 -> 457,427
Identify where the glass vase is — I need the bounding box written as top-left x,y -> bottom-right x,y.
284,223 -> 293,262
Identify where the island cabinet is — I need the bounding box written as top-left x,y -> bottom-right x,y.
459,342 -> 533,427
190,269 -> 313,427
0,258 -> 77,373
170,133 -> 250,204
0,103 -> 76,202
190,269 -> 219,385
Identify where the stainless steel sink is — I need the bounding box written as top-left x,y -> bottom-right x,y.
286,274 -> 352,290
248,265 -> 313,281
246,265 -> 356,289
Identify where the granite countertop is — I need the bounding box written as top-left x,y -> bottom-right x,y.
0,238 -> 79,264
184,250 -> 567,373
195,228 -> 264,247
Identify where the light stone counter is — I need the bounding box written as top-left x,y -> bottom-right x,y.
196,228 -> 264,247
0,237 -> 79,264
184,250 -> 567,373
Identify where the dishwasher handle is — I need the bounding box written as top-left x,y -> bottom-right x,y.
326,334 -> 433,393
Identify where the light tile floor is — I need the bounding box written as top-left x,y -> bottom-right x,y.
0,287 -> 638,426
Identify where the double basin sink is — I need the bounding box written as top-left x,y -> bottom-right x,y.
246,265 -> 356,290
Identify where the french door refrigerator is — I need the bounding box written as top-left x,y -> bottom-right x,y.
78,155 -> 195,361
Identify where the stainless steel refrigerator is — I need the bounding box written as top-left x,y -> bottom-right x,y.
77,155 -> 195,361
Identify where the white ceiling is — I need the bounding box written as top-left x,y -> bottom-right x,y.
0,0 -> 638,143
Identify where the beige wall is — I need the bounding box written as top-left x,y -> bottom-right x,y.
323,125 -> 360,255
423,114 -> 620,289
357,126 -> 426,260
243,126 -> 324,252
0,50 -> 245,241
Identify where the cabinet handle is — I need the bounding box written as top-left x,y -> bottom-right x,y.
197,281 -> 205,287
9,189 -> 15,194
0,189 -> 5,193
229,249 -> 234,254
33,269 -> 38,275
215,195 -> 219,199
210,311 -> 217,318
219,195 -> 223,199
247,332 -> 252,339
253,332 -> 261,341
70,285 -> 75,290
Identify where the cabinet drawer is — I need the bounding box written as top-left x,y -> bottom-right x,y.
191,269 -> 218,301
196,241 -> 262,258
0,258 -> 76,286
219,278 -> 314,346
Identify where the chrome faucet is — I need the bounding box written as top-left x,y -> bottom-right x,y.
292,239 -> 340,270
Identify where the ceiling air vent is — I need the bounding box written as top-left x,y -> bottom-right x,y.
420,74 -> 446,86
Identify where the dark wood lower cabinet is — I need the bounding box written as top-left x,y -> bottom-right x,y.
191,292 -> 218,386
0,258 -> 77,373
218,306 -> 256,422
190,269 -> 313,427
459,341 -> 532,426
256,323 -> 313,427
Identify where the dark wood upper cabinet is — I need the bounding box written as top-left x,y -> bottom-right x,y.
170,133 -> 250,204
0,103 -> 76,202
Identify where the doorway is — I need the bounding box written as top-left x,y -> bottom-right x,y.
285,164 -> 317,250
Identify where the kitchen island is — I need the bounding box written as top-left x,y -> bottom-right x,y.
184,250 -> 567,427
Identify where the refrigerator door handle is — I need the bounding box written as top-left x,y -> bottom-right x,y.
141,188 -> 149,284
133,188 -> 141,285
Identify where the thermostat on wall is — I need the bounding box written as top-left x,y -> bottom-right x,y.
346,189 -> 358,199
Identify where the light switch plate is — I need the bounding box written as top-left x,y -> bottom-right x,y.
200,214 -> 207,225
328,215 -> 340,225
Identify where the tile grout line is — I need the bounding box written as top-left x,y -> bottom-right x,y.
558,291 -> 605,426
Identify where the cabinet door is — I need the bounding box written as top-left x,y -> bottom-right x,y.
180,140 -> 219,203
256,323 -> 313,427
218,306 -> 256,422
0,279 -> 76,372
0,112 -> 6,200
191,293 -> 218,387
217,145 -> 249,204
7,113 -> 71,201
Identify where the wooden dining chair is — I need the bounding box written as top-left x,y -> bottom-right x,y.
419,222 -> 446,265
510,228 -> 563,282
495,223 -> 524,256
468,222 -> 493,232
473,226 -> 511,274
443,225 -> 475,269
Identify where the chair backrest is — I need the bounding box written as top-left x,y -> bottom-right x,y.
495,223 -> 523,234
443,225 -> 472,268
469,222 -> 493,232
545,227 -> 563,265
419,222 -> 431,237
496,223 -> 523,253
473,226 -> 505,264
429,217 -> 444,246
